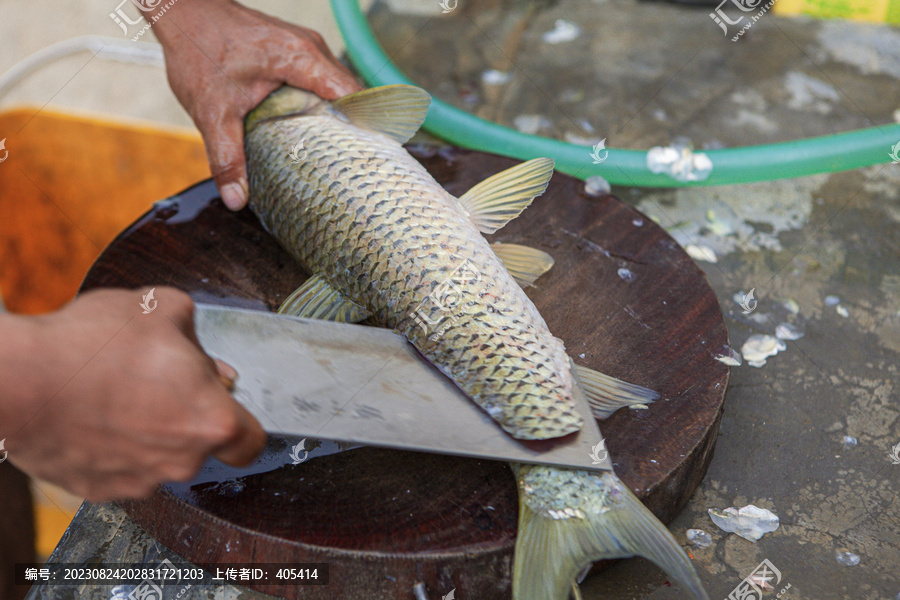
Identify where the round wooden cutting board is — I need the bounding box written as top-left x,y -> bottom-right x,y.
81,145 -> 729,599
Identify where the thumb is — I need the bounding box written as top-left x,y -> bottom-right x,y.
202,115 -> 250,211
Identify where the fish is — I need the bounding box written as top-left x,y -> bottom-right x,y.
243,84 -> 709,600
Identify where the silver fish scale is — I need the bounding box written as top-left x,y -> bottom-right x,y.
246,115 -> 584,439
516,464 -> 619,519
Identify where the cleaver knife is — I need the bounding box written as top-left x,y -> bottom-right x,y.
194,304 -> 611,472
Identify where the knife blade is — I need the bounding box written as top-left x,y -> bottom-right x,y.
194,304 -> 611,472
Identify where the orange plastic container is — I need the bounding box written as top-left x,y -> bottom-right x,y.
0,106 -> 210,314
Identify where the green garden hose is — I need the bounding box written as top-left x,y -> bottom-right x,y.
331,0 -> 900,186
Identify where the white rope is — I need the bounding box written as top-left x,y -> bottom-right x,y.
0,35 -> 164,101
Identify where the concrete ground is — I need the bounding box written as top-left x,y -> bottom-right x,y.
370,1 -> 900,598
5,0 -> 899,599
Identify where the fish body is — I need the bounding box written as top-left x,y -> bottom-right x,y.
246,87 -> 581,440
244,85 -> 707,600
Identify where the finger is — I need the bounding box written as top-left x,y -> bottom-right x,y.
180,334 -> 236,395
151,286 -> 196,329
213,358 -> 237,390
261,20 -> 362,97
154,295 -> 236,390
282,48 -> 362,100
199,112 -> 250,210
211,401 -> 267,467
143,287 -> 217,361
151,287 -> 205,351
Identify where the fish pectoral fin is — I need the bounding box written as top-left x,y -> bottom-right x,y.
277,275 -> 370,322
332,85 -> 431,144
572,364 -> 659,419
513,470 -> 709,600
491,243 -> 554,287
457,157 -> 555,234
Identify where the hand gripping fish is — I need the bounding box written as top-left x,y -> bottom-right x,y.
243,84 -> 708,600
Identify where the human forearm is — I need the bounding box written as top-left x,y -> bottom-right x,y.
0,312 -> 48,432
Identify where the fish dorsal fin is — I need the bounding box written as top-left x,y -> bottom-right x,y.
572,363 -> 658,419
278,274 -> 370,322
332,85 -> 431,144
457,158 -> 555,234
491,243 -> 554,287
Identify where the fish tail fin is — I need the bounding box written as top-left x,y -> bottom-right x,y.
512,468 -> 708,600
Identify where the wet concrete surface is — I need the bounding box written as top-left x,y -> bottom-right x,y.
369,1 -> 900,598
